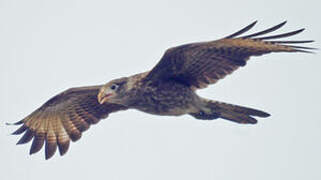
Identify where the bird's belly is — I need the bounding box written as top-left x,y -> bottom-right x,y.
135,102 -> 195,116
140,105 -> 193,116
131,82 -> 200,116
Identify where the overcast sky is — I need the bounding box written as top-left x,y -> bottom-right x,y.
1,0 -> 320,180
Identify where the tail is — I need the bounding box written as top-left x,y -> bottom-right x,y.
190,100 -> 270,124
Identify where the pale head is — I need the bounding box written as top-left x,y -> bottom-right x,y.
97,77 -> 129,105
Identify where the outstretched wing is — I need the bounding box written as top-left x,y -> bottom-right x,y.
145,21 -> 315,89
10,85 -> 128,159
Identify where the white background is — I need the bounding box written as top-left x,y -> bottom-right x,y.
1,0 -> 320,180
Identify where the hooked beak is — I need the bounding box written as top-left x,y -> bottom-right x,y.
97,88 -> 113,104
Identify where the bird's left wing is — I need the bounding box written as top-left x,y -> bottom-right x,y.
9,85 -> 128,159
144,21 -> 315,89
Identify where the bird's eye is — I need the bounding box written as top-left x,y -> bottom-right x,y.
110,84 -> 119,90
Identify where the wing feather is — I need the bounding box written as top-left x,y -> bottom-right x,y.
240,21 -> 287,38
45,124 -> 57,160
10,85 -> 128,159
12,124 -> 27,135
224,21 -> 258,39
145,21 -> 315,89
17,129 -> 34,144
255,28 -> 305,40
30,132 -> 45,154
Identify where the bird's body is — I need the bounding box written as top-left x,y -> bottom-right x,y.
121,72 -> 200,116
9,21 -> 315,159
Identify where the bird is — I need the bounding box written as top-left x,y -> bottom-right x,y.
9,21 -> 315,160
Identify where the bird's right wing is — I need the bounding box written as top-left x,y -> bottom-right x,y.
9,85 -> 128,159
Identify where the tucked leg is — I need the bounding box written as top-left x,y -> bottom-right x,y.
189,111 -> 220,120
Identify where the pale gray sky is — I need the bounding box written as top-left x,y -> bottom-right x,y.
1,0 -> 320,180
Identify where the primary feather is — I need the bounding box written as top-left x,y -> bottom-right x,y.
11,86 -> 127,159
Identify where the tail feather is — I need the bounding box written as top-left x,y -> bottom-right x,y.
219,111 -> 258,124
214,101 -> 270,118
202,100 -> 270,124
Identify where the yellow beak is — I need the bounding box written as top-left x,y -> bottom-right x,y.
97,87 -> 112,104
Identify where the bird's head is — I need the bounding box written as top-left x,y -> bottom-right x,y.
97,77 -> 129,105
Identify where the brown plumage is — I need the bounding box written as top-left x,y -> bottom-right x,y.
9,21 -> 315,159
11,86 -> 127,159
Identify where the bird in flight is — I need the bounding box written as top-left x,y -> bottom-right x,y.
9,21 -> 315,159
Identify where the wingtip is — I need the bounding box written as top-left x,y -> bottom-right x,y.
58,141 -> 70,156
281,20 -> 287,25
45,141 -> 58,160
16,130 -> 34,144
45,152 -> 55,160
291,28 -> 305,35
241,21 -> 289,39
298,28 -> 305,33
277,20 -> 287,28
29,149 -> 37,155
45,154 -> 52,160
290,45 -> 318,50
278,20 -> 287,28
224,20 -> 258,39
6,120 -> 24,126
249,20 -> 258,28
256,27 -> 308,40
16,139 -> 27,145
295,49 -> 317,54
11,125 -> 27,135
269,40 -> 315,44
252,20 -> 258,25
